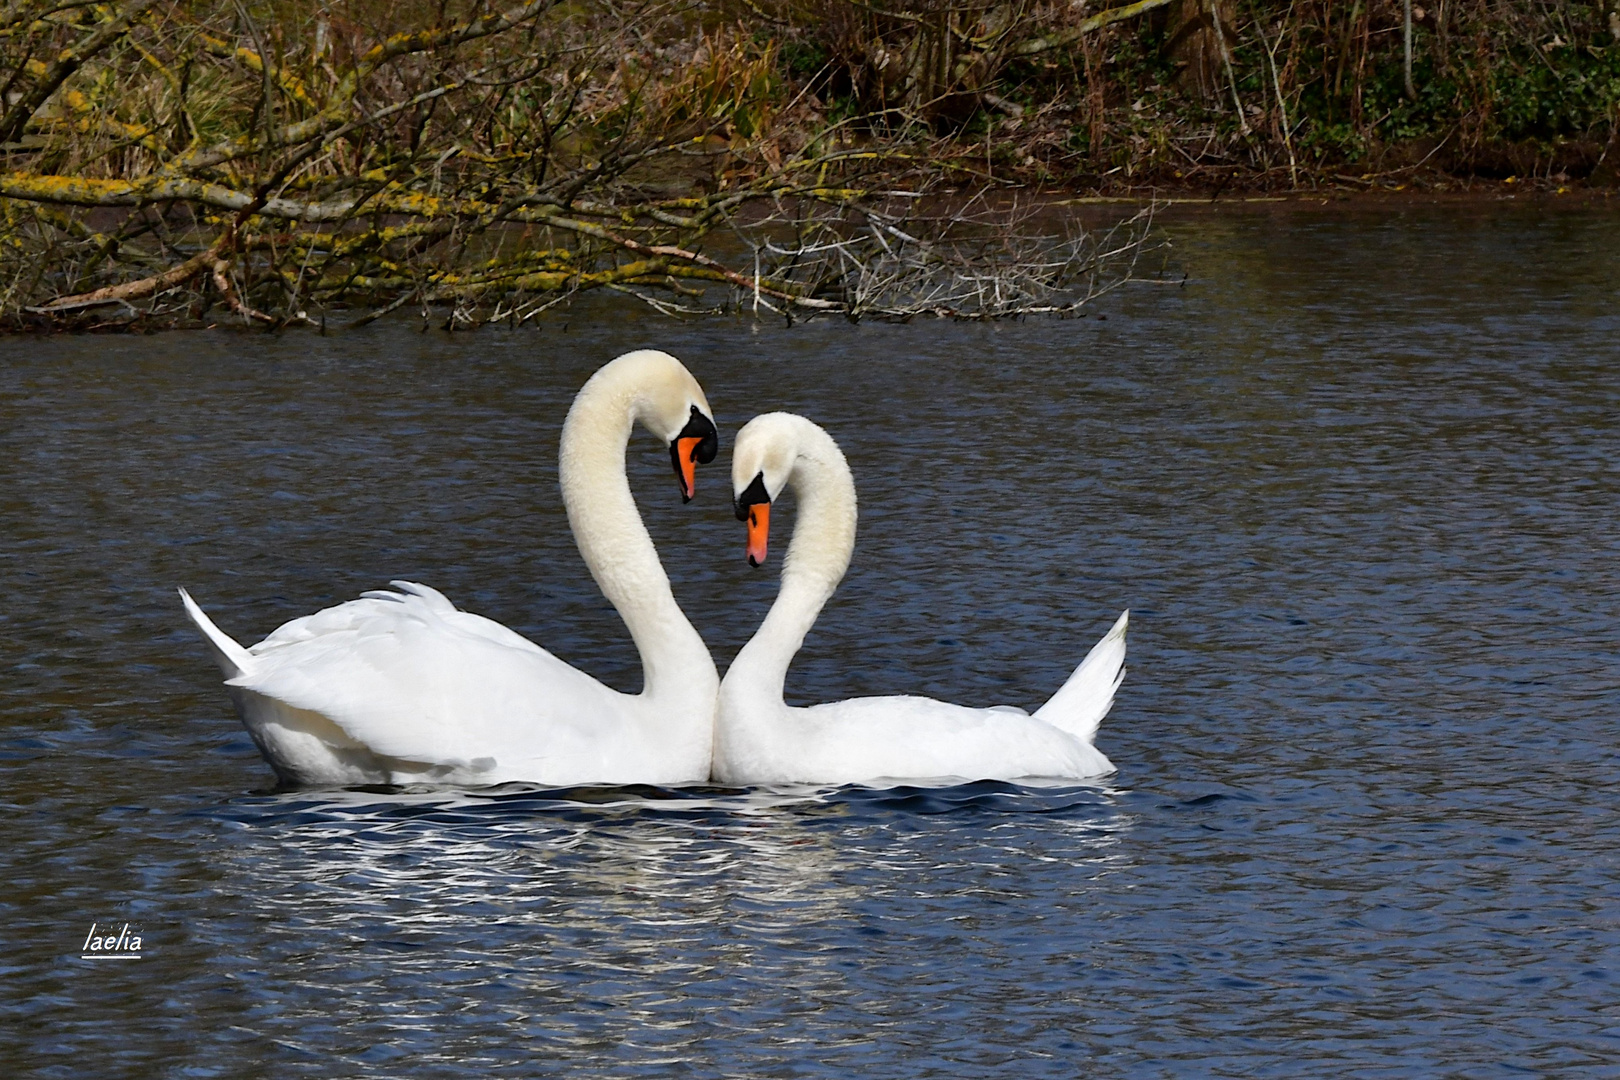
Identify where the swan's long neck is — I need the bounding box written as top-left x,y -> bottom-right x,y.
558,363 -> 716,707
730,425 -> 857,706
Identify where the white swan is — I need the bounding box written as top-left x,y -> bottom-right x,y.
715,412 -> 1127,786
180,349 -> 721,788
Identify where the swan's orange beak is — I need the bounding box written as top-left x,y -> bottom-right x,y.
674,436 -> 704,501
745,501 -> 770,567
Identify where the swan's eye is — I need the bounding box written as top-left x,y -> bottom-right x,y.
669,408 -> 719,502
734,471 -> 771,521
676,406 -> 718,464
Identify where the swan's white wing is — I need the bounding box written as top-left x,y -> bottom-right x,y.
786,695 -> 1112,783
229,582 -> 629,774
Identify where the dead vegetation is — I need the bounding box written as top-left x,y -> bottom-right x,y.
15,0 -> 1601,332
758,0 -> 1620,190
0,0 -> 1159,331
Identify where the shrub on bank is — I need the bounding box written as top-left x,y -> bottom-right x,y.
0,1 -> 1610,329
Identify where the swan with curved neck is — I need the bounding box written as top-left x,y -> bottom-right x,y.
181,349 -> 721,788
716,412 -> 1126,785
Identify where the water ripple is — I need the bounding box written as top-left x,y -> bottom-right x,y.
4,203 -> 1619,1076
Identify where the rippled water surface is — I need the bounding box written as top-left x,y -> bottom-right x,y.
4,203 -> 1619,1076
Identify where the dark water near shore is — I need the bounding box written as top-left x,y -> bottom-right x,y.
4,203 -> 1619,1076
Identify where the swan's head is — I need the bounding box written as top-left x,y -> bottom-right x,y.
731,412 -> 808,568
593,349 -> 718,502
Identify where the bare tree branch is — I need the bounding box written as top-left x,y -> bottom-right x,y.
0,0 -> 158,144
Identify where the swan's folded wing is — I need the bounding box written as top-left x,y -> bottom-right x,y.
798,695 -> 1107,783
229,584 -> 622,770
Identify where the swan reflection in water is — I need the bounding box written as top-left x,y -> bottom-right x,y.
165,782 -> 1137,1066
202,782 -> 1134,959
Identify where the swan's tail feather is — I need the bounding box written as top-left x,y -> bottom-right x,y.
388,580 -> 457,613
178,588 -> 256,680
1033,610 -> 1128,744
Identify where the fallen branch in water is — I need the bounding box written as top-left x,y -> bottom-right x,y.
26,241 -> 221,313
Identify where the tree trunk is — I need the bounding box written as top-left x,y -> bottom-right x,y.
1165,0 -> 1237,102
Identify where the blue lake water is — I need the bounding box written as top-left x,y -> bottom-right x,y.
3,201 -> 1618,1076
